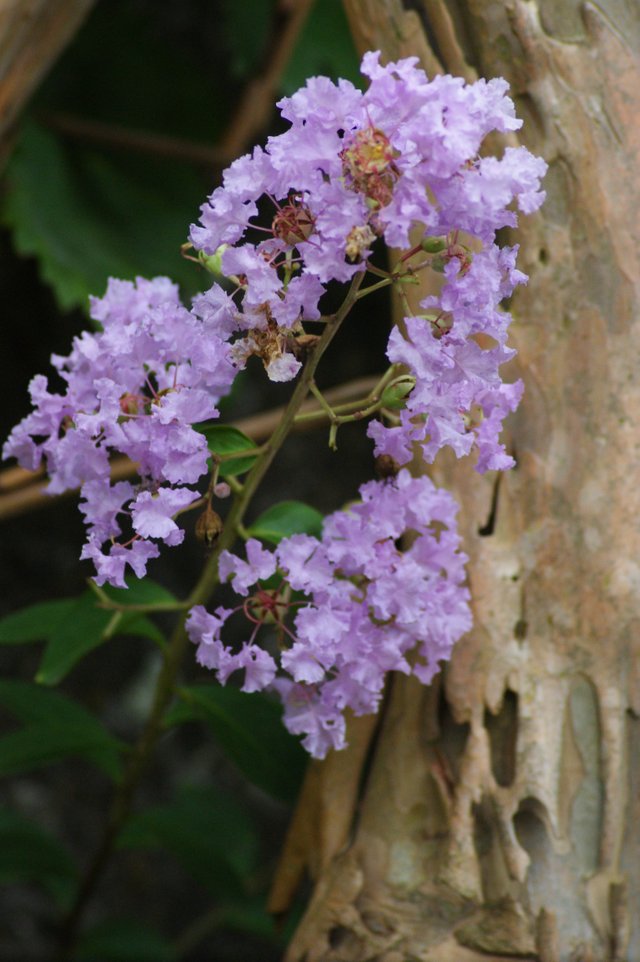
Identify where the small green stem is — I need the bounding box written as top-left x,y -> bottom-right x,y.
355,276 -> 393,299
364,261 -> 391,279
294,365 -> 402,440
96,600 -> 189,614
227,475 -> 243,495
394,280 -> 415,319
308,380 -> 336,419
216,441 -> 269,462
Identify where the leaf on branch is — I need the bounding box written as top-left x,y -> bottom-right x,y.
167,686 -> 306,803
74,918 -> 175,962
1,122 -> 208,312
0,579 -> 172,684
0,679 -> 124,779
198,423 -> 259,477
248,500 -> 323,544
117,785 -> 258,898
0,808 -> 77,908
0,599 -> 76,644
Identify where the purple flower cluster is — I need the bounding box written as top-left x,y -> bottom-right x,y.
4,52 -> 545,753
187,471 -> 471,758
4,277 -> 236,586
192,51 -> 546,468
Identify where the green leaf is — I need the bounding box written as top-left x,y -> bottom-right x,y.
33,579 -> 172,685
198,423 -> 258,477
219,898 -> 279,940
103,578 -> 177,608
222,0 -> 275,81
118,785 -> 257,897
0,680 -> 124,779
75,919 -> 175,962
167,686 -> 306,802
248,500 -> 323,544
0,599 -> 76,644
36,592 -> 114,685
0,808 -> 77,907
1,122 -> 209,312
281,0 -> 361,94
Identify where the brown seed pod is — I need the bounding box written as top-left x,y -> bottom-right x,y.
374,453 -> 400,479
195,504 -> 224,548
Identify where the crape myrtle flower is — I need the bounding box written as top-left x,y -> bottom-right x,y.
4,277 -> 237,586
4,51 -> 545,593
191,50 -> 546,463
187,471 -> 471,758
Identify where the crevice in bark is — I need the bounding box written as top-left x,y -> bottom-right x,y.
484,689 -> 518,788
439,0 -> 484,76
478,473 -> 501,536
402,0 -> 445,67
349,675 -> 397,834
437,677 -> 470,782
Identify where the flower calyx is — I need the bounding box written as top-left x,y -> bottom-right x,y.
272,193 -> 315,247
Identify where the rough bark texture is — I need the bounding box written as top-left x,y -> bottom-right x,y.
273,2 -> 640,960
0,0 -> 95,166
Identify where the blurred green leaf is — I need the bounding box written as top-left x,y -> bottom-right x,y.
75,919 -> 175,962
0,582 -> 171,683
0,808 -> 77,907
2,0 -> 229,313
26,580 -> 171,685
118,785 -> 257,897
37,3 -> 226,141
198,423 -> 258,477
0,599 -> 76,644
103,579 -> 177,608
35,592 -> 115,685
281,0 -> 361,94
0,679 -> 124,779
167,686 -> 306,802
248,500 -> 323,544
1,123 -> 208,312
219,899 -> 279,939
222,0 -> 275,81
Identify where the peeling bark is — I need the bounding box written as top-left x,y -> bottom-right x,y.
274,2 -> 640,959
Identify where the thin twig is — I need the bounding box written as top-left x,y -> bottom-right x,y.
39,112 -> 227,167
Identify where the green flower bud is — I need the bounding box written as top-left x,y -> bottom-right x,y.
381,376 -> 416,410
420,236 -> 447,253
197,244 -> 229,276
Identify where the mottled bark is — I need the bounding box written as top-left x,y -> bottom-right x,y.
0,0 -> 94,166
273,2 -> 640,960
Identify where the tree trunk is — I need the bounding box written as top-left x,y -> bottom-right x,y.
271,2 -> 640,960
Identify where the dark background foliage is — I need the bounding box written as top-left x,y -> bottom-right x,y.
0,2 -> 391,959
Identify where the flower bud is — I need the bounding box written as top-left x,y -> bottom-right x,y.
197,244 -> 228,276
420,236 -> 447,253
380,376 -> 415,410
